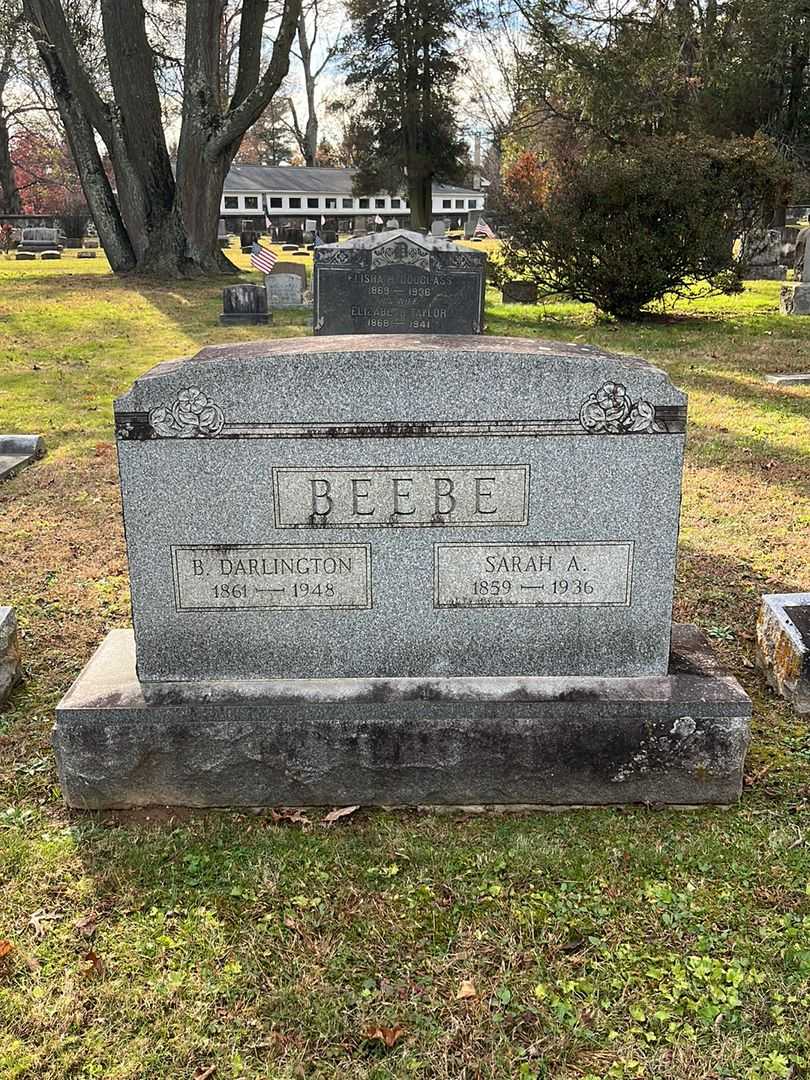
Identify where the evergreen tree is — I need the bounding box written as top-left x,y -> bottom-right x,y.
342,0 -> 468,230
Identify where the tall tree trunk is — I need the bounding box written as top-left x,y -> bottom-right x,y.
24,0 -> 300,277
0,111 -> 20,213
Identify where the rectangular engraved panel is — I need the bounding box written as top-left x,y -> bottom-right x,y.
434,542 -> 633,608
172,544 -> 371,611
273,465 -> 529,528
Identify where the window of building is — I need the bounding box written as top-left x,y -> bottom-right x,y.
375,198 -> 386,208
307,197 -> 319,208
391,198 -> 401,208
442,199 -> 451,209
325,197 -> 337,209
342,198 -> 353,208
289,197 -> 301,208
268,197 -> 282,209
358,198 -> 370,209
467,199 -> 478,209
243,196 -> 259,209
224,196 -> 238,209
455,199 -> 464,209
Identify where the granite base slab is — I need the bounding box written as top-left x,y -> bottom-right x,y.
53,625 -> 751,809
764,372 -> 810,386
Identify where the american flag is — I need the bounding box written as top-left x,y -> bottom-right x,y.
250,241 -> 277,275
474,218 -> 496,240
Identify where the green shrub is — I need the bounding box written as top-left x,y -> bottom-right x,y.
495,135 -> 789,318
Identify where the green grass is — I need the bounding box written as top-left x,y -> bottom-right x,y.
1,252 -> 809,1079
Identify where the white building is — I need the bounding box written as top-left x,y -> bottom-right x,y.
220,164 -> 486,233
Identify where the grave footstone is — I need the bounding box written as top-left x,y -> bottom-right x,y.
219,284 -> 270,325
0,434 -> 44,481
757,594 -> 810,714
16,251 -> 35,261
41,250 -> 61,260
764,372 -> 810,385
314,229 -> 486,336
78,251 -> 97,259
0,607 -> 21,705
54,334 -> 750,809
502,281 -> 538,304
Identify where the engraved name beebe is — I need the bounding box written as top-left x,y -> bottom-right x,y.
273,465 -> 529,528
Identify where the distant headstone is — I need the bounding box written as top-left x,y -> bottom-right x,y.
502,281 -> 538,304
757,594 -> 810,713
270,261 -> 307,289
304,219 -> 318,233
217,219 -> 229,248
266,273 -> 305,308
77,251 -> 97,259
18,227 -> 62,253
322,230 -> 338,244
313,229 -> 486,335
386,218 -> 399,229
41,250 -> 61,260
219,284 -> 270,325
55,336 -> 750,809
780,226 -> 810,315
83,238 -> 100,249
0,607 -> 21,705
15,251 -> 35,261
431,219 -> 446,237
281,244 -> 298,252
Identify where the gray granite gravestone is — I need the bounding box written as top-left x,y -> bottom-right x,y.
265,273 -> 305,308
270,261 -> 308,289
0,434 -> 44,481
0,607 -> 21,705
313,230 -> 486,336
54,335 -> 750,808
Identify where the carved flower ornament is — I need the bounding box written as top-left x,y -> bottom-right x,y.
579,381 -> 663,434
148,386 -> 224,437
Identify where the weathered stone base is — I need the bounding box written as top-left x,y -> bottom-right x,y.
0,607 -> 22,705
218,312 -> 271,325
780,283 -> 810,315
756,593 -> 810,714
54,625 -> 751,809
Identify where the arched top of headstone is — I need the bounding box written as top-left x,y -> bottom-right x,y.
114,335 -> 686,440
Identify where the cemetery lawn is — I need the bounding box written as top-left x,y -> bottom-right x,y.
1,252 -> 809,1080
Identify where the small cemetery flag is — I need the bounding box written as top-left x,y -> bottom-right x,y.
374,214 -> 384,225
250,242 -> 277,275
321,214 -> 326,226
474,218 -> 496,240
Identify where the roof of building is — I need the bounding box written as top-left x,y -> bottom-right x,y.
224,164 -> 482,198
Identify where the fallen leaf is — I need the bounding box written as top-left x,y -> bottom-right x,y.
456,979 -> 477,1000
364,1024 -> 406,1048
270,808 -> 311,825
74,913 -> 98,938
0,940 -> 12,962
323,805 -> 360,825
193,1068 -> 216,1080
81,949 -> 106,978
28,910 -> 62,939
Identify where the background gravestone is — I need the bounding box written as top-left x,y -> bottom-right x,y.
313,230 -> 486,336
270,261 -> 307,289
219,284 -> 269,325
502,281 -> 538,304
780,227 -> 810,315
266,273 -> 305,307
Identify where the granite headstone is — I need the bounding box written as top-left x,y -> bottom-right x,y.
54,335 -> 751,809
314,230 -> 486,336
266,273 -> 305,307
